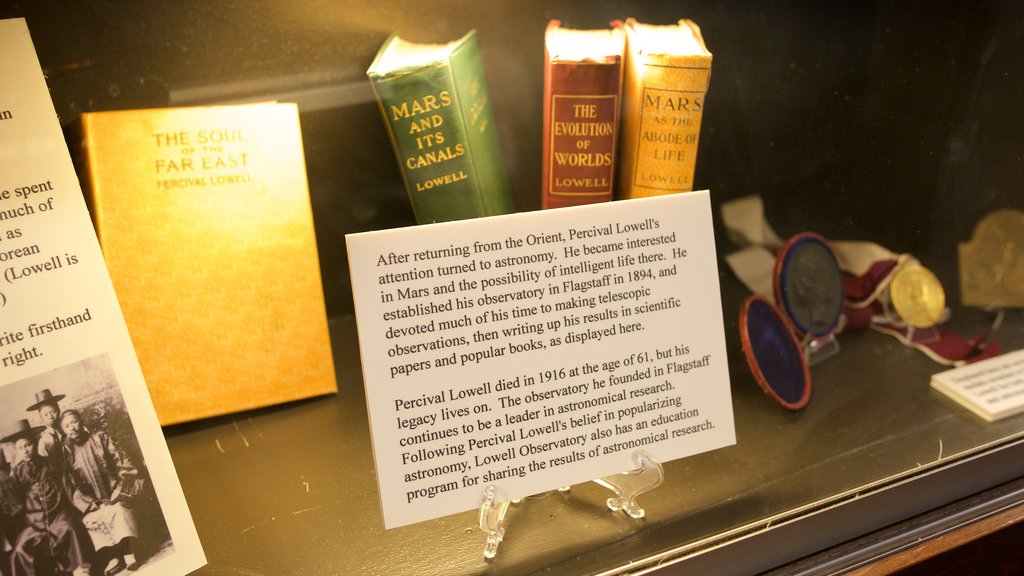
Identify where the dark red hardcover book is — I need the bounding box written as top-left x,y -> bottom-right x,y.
541,20 -> 625,209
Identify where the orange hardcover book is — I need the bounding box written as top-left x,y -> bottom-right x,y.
76,103 -> 337,425
617,18 -> 712,199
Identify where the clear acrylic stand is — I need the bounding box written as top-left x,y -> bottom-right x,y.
875,295 -> 947,344
476,451 -> 664,558
476,486 -> 571,559
802,333 -> 840,367
989,308 -> 1006,332
478,485 -> 513,559
592,450 -> 664,519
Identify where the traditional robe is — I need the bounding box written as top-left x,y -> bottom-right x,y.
64,430 -> 138,549
0,465 -> 23,576
34,429 -> 61,463
10,457 -> 91,576
35,427 -> 66,491
0,466 -> 23,553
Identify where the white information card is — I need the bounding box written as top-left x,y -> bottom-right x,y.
0,19 -> 205,576
931,348 -> 1024,422
348,191 -> 735,528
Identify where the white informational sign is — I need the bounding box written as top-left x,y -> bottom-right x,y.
0,19 -> 205,575
931,348 -> 1024,422
348,191 -> 735,529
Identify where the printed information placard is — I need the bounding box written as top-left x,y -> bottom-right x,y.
0,19 -> 205,576
931,348 -> 1024,422
348,191 -> 735,528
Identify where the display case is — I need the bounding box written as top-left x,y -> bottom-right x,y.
2,1 -> 1022,574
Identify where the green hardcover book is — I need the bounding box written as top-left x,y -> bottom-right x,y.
368,30 -> 515,223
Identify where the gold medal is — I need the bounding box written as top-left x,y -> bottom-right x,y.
890,264 -> 945,328
959,209 -> 1024,308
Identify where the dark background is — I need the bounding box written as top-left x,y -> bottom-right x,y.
1,0 -> 1021,316
3,4 -> 1022,574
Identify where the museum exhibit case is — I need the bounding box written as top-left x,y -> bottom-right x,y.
1,1 -> 1022,574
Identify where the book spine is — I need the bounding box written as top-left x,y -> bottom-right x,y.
541,55 -> 622,210
618,53 -> 711,199
448,34 -> 515,219
370,36 -> 513,223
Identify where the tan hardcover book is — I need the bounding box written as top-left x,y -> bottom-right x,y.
77,103 -> 337,425
617,18 -> 712,199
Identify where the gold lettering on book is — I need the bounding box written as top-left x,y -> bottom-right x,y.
550,94 -> 617,194
408,114 -> 444,133
415,170 -> 469,191
390,89 -> 467,180
389,91 -> 453,120
406,144 -> 466,170
151,127 -> 254,190
554,152 -> 613,167
553,122 -> 614,137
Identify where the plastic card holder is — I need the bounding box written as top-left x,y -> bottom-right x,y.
476,450 -> 664,558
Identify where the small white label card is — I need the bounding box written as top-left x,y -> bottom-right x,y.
348,191 -> 735,528
931,348 -> 1024,422
0,18 -> 205,575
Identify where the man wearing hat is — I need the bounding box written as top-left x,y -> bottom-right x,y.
0,449 -> 22,576
25,389 -> 65,469
2,419 -> 92,576
61,409 -> 141,575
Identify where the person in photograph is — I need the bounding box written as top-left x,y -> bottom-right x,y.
0,450 -> 23,576
60,410 -> 140,576
3,419 -> 93,576
25,390 -> 66,470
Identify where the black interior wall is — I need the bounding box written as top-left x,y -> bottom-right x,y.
2,0 -> 1020,316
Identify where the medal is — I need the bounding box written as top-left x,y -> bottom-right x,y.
739,295 -> 811,410
889,264 -> 945,329
773,233 -> 844,337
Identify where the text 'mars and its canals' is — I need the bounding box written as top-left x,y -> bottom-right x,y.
368,30 -> 515,223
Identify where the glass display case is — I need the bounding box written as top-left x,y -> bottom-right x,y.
2,1 -> 1022,574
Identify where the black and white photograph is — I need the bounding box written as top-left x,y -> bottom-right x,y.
0,354 -> 173,576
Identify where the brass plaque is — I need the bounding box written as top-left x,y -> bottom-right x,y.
959,209 -> 1024,308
